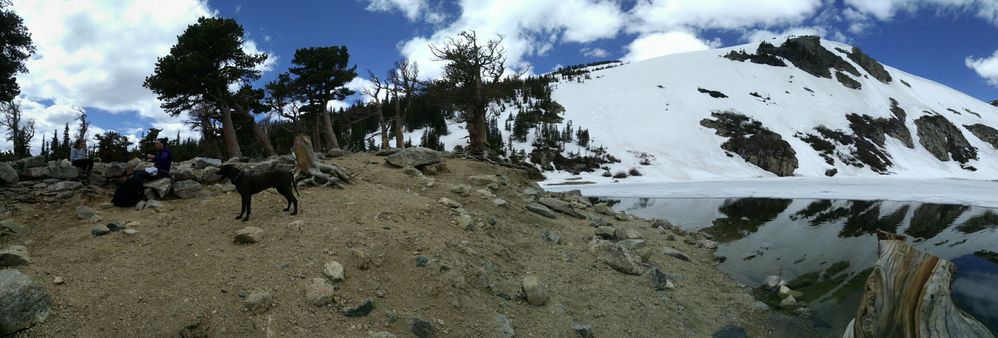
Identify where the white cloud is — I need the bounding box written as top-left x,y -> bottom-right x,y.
629,0 -> 825,33
843,0 -> 998,26
581,47 -> 610,58
8,0 -> 274,154
365,0 -> 445,23
622,31 -> 718,62
966,50 -> 998,86
741,25 -> 848,44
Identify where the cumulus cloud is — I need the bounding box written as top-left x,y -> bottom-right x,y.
629,0 -> 824,33
622,31 -> 719,62
8,0 -> 274,153
581,47 -> 610,58
365,0 -> 446,24
843,0 -> 998,26
966,50 -> 998,86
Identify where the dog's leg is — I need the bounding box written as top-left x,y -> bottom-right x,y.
237,194 -> 246,220
241,194 -> 251,222
278,186 -> 296,214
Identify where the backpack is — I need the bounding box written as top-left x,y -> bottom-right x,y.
112,177 -> 144,207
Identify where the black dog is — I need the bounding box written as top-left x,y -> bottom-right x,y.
217,164 -> 299,221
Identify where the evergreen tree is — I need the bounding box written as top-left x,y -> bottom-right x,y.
0,0 -> 35,102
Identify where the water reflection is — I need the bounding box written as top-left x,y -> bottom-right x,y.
610,197 -> 998,336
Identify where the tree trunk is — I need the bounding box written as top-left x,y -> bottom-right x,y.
217,100 -> 242,159
234,105 -> 276,157
843,232 -> 993,338
467,107 -> 488,156
393,99 -> 404,148
376,104 -> 389,149
292,134 -> 352,188
321,109 -> 340,150
312,114 -> 323,152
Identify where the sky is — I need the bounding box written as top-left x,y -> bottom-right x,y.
5,0 -> 998,154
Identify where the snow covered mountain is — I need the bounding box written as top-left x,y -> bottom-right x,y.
409,36 -> 998,183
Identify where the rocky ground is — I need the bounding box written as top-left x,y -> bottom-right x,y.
1,152 -> 818,337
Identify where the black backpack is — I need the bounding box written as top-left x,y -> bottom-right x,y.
111,178 -> 144,207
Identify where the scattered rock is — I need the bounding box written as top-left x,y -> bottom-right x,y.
571,323 -> 594,338
0,163 -> 18,185
764,275 -> 784,289
469,175 -> 500,186
538,197 -> 585,219
343,299 -> 374,317
234,226 -> 264,244
243,291 -> 273,314
0,219 -> 22,235
402,166 -> 422,177
617,239 -> 645,251
456,213 -> 474,230
712,324 -> 748,338
410,317 -> 433,338
496,314 -> 515,338
492,198 -> 508,208
143,178 -> 172,199
47,160 -> 79,179
385,147 -> 444,168
123,229 -> 139,236
661,247 -> 691,262
698,239 -> 718,250
52,277 -> 63,285
450,184 -> 471,196
0,246 -> 30,267
172,180 -> 202,199
594,226 -> 615,240
323,261 -> 345,282
650,267 -> 673,291
779,295 -> 799,310
596,242 -> 645,275
0,269 -> 52,335
614,227 -> 643,240
91,224 -> 111,236
192,157 -> 222,169
415,256 -> 428,267
46,181 -> 82,192
614,212 -> 631,221
522,275 -> 549,306
351,249 -> 371,270
305,278 -> 336,307
438,197 -> 462,209
526,203 -> 556,219
75,206 -> 99,221
368,331 -> 396,338
751,301 -> 770,311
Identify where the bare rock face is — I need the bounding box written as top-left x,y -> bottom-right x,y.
701,112 -> 797,177
846,46 -> 892,83
385,147 -> 444,168
964,123 -> 998,150
915,115 -> 978,164
0,269 -> 53,335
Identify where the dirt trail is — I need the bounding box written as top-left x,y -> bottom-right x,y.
2,153 -> 815,337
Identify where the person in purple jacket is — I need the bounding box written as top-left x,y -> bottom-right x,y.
132,137 -> 172,181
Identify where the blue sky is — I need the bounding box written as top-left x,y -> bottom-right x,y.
6,0 -> 998,153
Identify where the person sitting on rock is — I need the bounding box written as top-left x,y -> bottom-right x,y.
132,137 -> 172,182
70,139 -> 94,178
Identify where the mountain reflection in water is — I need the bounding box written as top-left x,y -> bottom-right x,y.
610,197 -> 998,336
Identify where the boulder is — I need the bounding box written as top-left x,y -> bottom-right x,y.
192,157 -> 222,169
171,167 -> 197,181
385,147 -> 444,168
14,155 -> 45,169
323,261 -> 345,282
526,203 -> 557,219
172,180 -> 202,199
304,278 -> 336,307
143,178 -> 172,199
47,160 -> 79,179
75,206 -> 100,221
410,317 -> 433,338
496,314 -> 515,338
46,181 -> 82,192
0,246 -> 30,267
438,197 -> 462,209
596,242 -> 645,275
97,162 -> 126,178
201,166 -> 222,184
0,269 -> 52,335
0,163 -> 18,185
614,227 -> 643,240
234,227 -> 264,244
343,299 -> 374,317
243,291 -> 272,314
661,247 -> 691,262
538,197 -> 585,219
19,167 -> 50,179
326,149 -> 347,158
522,275 -> 549,306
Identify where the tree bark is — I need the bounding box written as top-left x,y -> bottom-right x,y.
312,114 -> 323,152
843,232 -> 993,338
217,99 -> 242,159
292,134 -> 351,188
321,109 -> 340,150
233,104 -> 276,157
393,97 -> 404,148
376,104 -> 389,149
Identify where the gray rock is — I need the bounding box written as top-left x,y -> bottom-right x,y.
343,299 -> 374,317
538,197 -> 585,219
450,184 -> 471,196
0,163 -> 18,185
234,226 -> 264,244
779,295 -> 799,310
698,239 -> 718,250
19,167 -> 50,179
522,275 -> 548,306
0,269 -> 52,335
47,160 -> 79,179
456,213 -> 473,230
171,167 -> 196,181
323,261 -> 345,282
415,256 -> 428,267
614,212 -> 631,221
244,291 -> 273,314
594,203 -> 615,216
410,317 -> 433,338
492,198 -> 508,208
475,188 -> 495,198
305,278 -> 336,307
468,175 -> 500,185
123,229 -> 139,236
143,178 -> 172,199
661,247 -> 691,261
1,219 -> 23,234
650,268 -> 671,291
91,224 -> 110,236
193,157 -> 222,169
712,324 -> 748,338
402,166 -> 422,177
385,147 -> 444,168
526,203 -> 556,219
0,246 -> 30,267
145,200 -> 162,210
46,180 -> 82,192
172,180 -> 202,199
14,155 -> 45,169
594,226 -> 615,240
98,162 -> 126,178
614,227 -> 643,240
201,166 -> 222,183
541,230 -> 561,244
596,242 -> 645,275
326,149 -> 346,158
75,206 -> 99,220
496,314 -> 515,338
915,115 -> 977,163
751,301 -> 770,311
438,197 -> 462,209
571,323 -> 594,338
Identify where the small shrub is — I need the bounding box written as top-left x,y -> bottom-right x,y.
613,171 -> 628,179
628,168 -> 642,176
601,171 -> 613,177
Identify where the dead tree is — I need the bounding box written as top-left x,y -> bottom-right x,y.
292,134 -> 351,188
0,100 -> 34,158
388,58 -> 419,149
843,231 -> 993,338
362,69 -> 390,149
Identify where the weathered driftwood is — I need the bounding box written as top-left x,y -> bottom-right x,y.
844,232 -> 993,338
292,134 -> 352,188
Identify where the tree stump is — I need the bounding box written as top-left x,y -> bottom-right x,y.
292,134 -> 352,188
843,231 -> 993,338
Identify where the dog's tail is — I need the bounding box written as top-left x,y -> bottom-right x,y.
293,181 -> 300,196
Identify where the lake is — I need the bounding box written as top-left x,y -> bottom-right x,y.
609,197 -> 998,336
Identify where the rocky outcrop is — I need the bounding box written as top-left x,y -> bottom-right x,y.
846,47 -> 892,83
697,87 -> 728,98
797,99 -> 913,173
722,49 -> 786,67
835,72 -> 861,90
756,36 -> 860,79
701,112 -> 798,176
964,123 -> 998,149
914,115 -> 978,164
385,147 -> 445,168
990,99 -> 997,107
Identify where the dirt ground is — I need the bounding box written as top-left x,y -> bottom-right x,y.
2,153 -> 817,337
